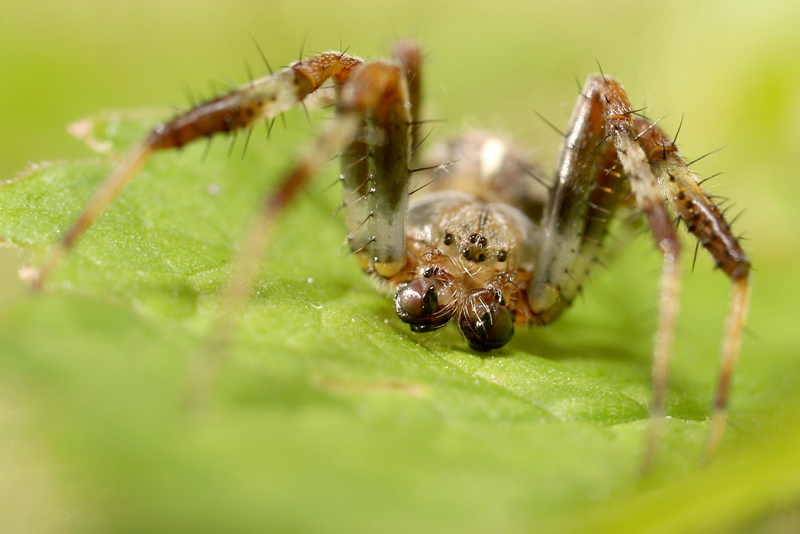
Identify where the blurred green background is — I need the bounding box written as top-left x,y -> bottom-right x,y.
2,0 -> 800,532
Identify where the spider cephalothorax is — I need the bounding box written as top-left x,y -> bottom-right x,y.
26,40 -> 750,468
388,131 -> 548,350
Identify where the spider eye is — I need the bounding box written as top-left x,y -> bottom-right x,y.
395,278 -> 452,332
459,291 -> 515,351
423,267 -> 438,278
443,233 -> 454,246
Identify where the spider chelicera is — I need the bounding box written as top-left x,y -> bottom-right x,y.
25,40 -> 750,468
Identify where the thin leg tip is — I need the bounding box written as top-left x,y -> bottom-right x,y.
19,264 -> 44,291
701,411 -> 727,464
640,415 -> 664,476
639,450 -> 657,476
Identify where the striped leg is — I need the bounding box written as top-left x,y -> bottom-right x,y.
29,51 -> 364,290
532,75 -> 750,470
190,60 -> 414,404
633,116 -> 751,463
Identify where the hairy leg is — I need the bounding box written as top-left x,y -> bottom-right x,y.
28,51 -> 363,290
533,74 -> 750,470
633,116 -> 751,462
189,60 -> 414,404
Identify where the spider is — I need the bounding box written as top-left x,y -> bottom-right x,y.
25,40 -> 750,468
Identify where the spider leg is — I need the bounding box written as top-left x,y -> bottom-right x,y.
189,60 -> 413,402
340,40 -> 420,260
531,79 -> 629,325
595,78 -> 684,472
392,40 -> 423,167
533,75 -> 750,470
28,51 -> 363,290
339,61 -> 413,276
633,117 -> 751,462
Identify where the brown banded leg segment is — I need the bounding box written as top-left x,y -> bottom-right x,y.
633,118 -> 750,279
634,118 -> 751,461
589,76 -> 684,472
338,61 -> 412,277
29,51 -> 363,290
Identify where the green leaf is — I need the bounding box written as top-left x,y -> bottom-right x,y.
0,107 -> 798,534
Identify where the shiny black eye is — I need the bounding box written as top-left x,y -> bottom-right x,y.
396,280 -> 438,317
443,233 -> 454,245
459,291 -> 515,351
394,278 -> 452,332
497,250 -> 507,262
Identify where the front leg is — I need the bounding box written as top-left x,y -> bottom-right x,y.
633,115 -> 751,462
28,51 -> 364,290
193,60 -> 414,399
533,75 -> 750,470
531,77 -> 631,325
339,61 -> 414,277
